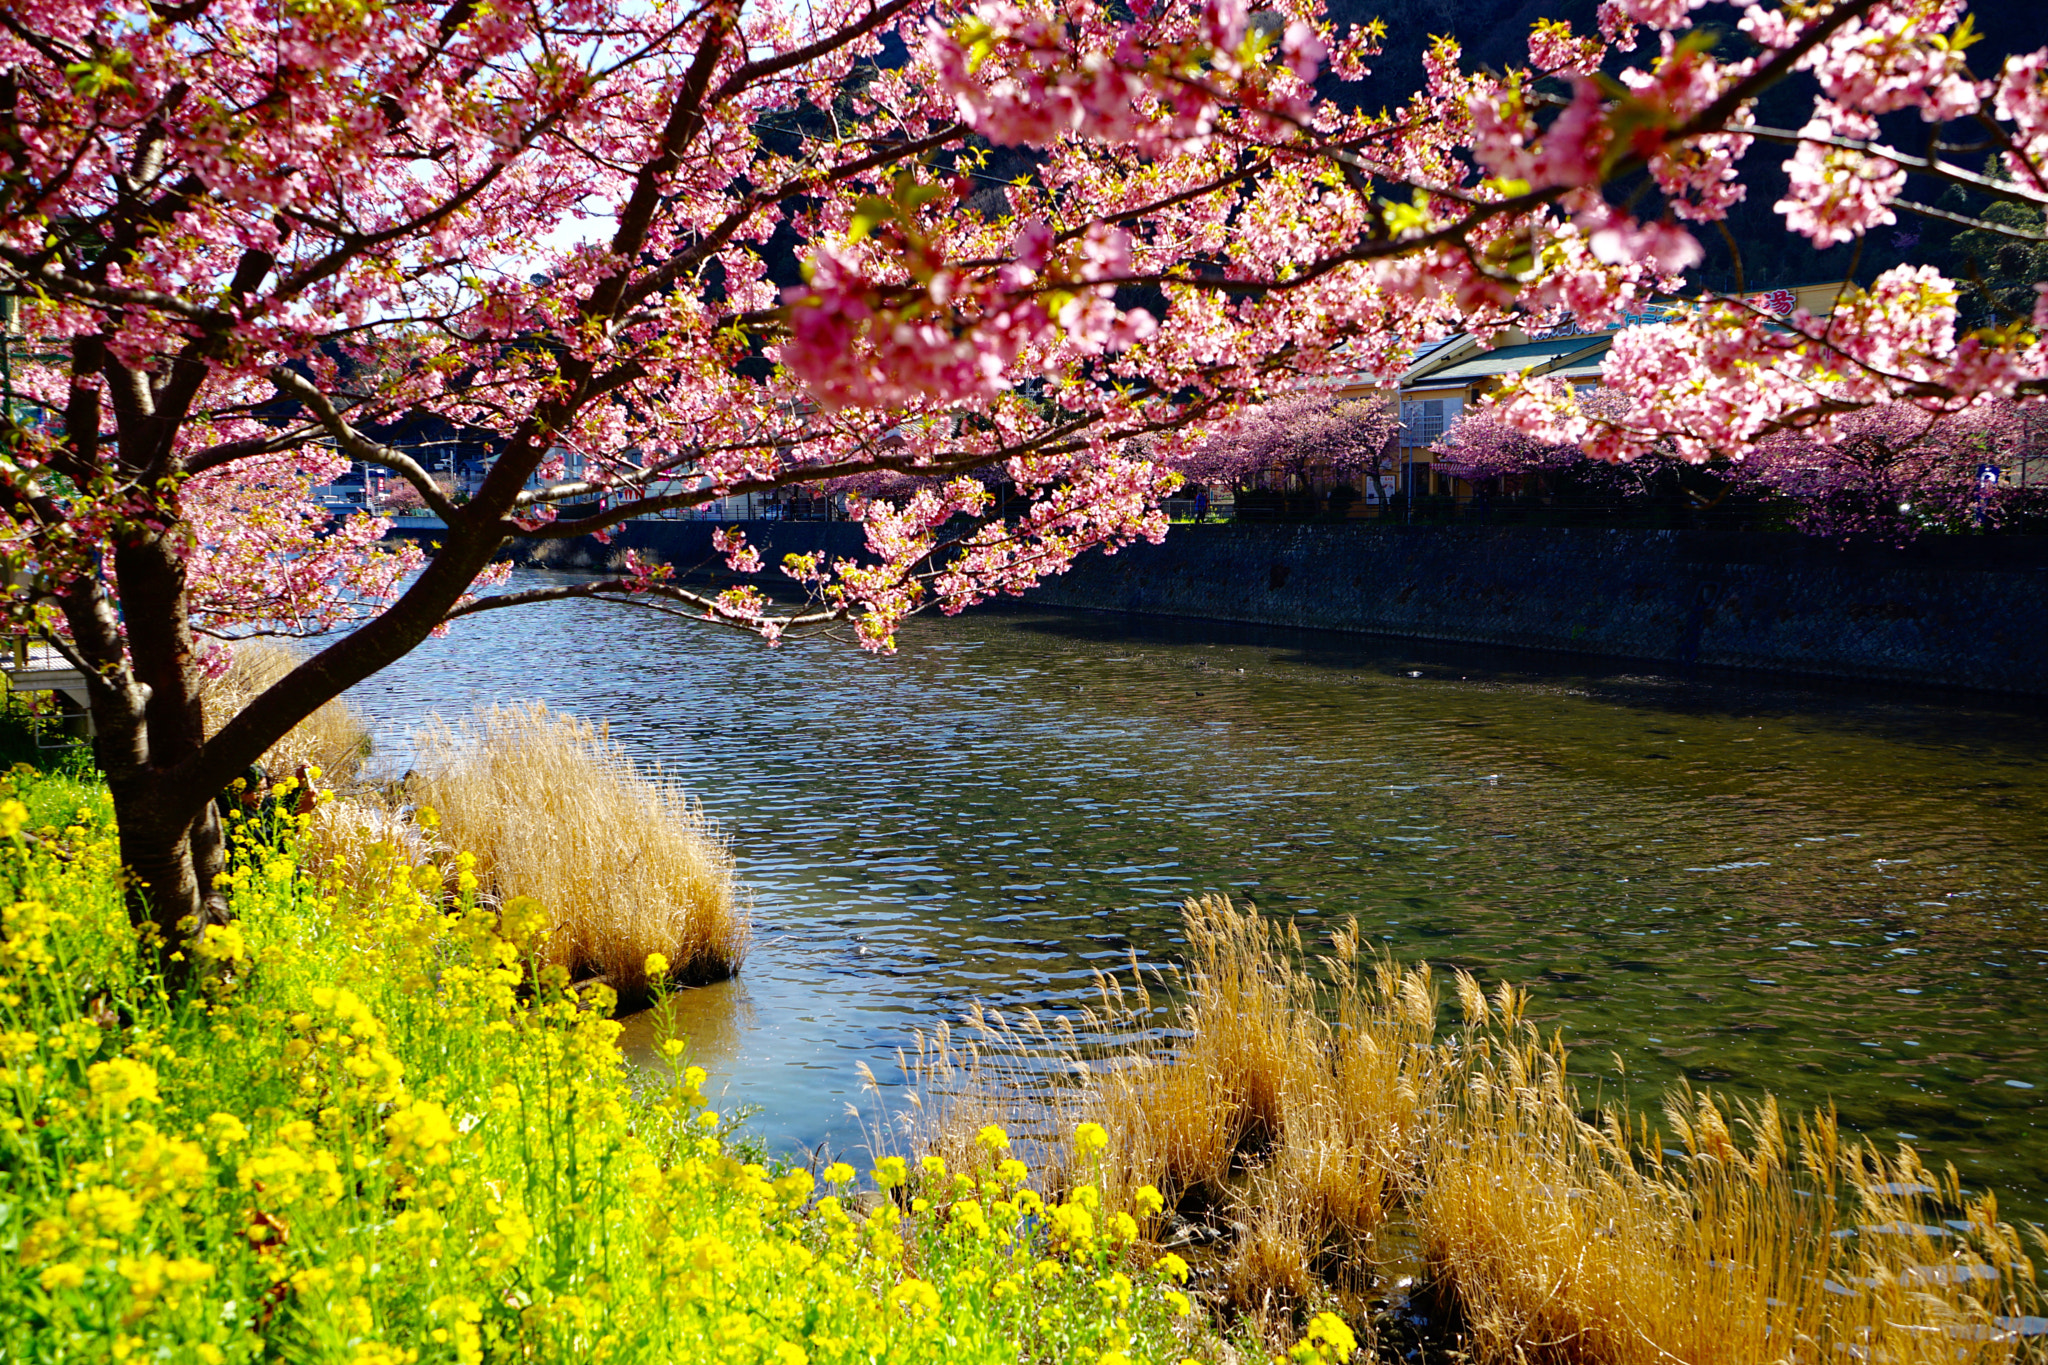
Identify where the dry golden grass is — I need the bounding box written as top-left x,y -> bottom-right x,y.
199,639 -> 372,783
406,701 -> 747,991
897,896 -> 1440,1322
1419,989 -> 2039,1365
902,894 -> 2043,1365
299,790 -> 447,905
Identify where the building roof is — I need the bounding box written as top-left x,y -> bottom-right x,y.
1544,345 -> 1614,380
1414,336 -> 1610,383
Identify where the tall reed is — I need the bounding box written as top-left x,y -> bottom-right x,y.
1419,986 -> 2038,1365
899,894 -> 2043,1365
895,895 -> 1442,1324
199,638 -> 372,782
407,701 -> 747,990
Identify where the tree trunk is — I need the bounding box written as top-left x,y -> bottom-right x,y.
105,768 -> 227,986
59,523 -> 232,990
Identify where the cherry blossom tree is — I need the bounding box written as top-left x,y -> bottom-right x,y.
1443,391 -> 2042,536
1172,395 -> 1399,504
1435,389 -> 1737,515
1737,399 -> 2044,539
1436,398 -> 1621,482
2,0 -> 2046,969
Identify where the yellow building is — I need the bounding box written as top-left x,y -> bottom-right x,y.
1391,280 -> 1847,503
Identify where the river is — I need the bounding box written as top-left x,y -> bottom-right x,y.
348,571 -> 2048,1211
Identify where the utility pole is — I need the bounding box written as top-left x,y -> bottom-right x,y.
0,291 -> 16,447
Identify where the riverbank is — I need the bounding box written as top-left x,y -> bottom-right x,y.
0,757 -> 1212,1363
388,521 -> 2048,693
7,749 -> 2039,1363
1026,523 -> 2048,695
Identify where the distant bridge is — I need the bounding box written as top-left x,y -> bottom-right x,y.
1,637 -> 94,738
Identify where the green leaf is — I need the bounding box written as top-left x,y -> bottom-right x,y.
847,195 -> 896,243
1935,14 -> 1982,50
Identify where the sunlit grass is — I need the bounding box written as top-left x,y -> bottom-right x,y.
903,894 -> 2044,1364
198,639 -> 373,784
406,701 -> 748,993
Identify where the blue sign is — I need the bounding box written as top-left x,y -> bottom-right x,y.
1978,464 -> 2001,486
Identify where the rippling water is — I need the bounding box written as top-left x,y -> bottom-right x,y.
348,572 -> 2048,1211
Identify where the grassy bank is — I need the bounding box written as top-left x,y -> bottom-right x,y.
205,642 -> 748,995
907,896 -> 2045,1363
0,761 -> 1230,1363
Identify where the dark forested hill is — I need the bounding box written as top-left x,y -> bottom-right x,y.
1316,0 -> 2047,310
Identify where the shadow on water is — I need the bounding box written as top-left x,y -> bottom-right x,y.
348,573 -> 2048,1213
996,603 -> 2048,739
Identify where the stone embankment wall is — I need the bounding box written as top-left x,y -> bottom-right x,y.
391,520 -> 2048,693
1026,524 -> 2048,693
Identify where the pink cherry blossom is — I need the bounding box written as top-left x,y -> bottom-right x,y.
1775,101 -> 1904,246
3,0 -> 2045,960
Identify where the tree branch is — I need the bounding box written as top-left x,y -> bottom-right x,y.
263,368 -> 461,521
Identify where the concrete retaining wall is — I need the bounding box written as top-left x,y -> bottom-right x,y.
1022,524 -> 2048,694
393,520 -> 2048,693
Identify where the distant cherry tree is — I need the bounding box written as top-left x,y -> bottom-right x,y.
1436,391 -> 1638,482
1175,396 -> 1401,503
1737,400 -> 2044,540
1441,392 -> 2042,537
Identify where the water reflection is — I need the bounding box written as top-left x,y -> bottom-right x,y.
348,574 -> 2048,1211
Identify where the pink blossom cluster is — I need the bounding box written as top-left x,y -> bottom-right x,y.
1171,395 -> 1400,490
0,0 -> 2043,715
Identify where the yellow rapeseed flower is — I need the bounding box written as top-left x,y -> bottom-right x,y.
67,1185 -> 143,1238
823,1162 -> 855,1186
1290,1311 -> 1358,1364
37,1261 -> 87,1292
975,1124 -> 1009,1151
1134,1184 -> 1165,1217
889,1278 -> 939,1316
384,1097 -> 459,1165
194,921 -> 248,963
205,1112 -> 249,1147
1074,1121 -> 1109,1155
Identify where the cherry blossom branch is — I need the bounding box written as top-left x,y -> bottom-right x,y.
444,577 -> 851,633
262,369 -> 460,521
1725,122 -> 2048,216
